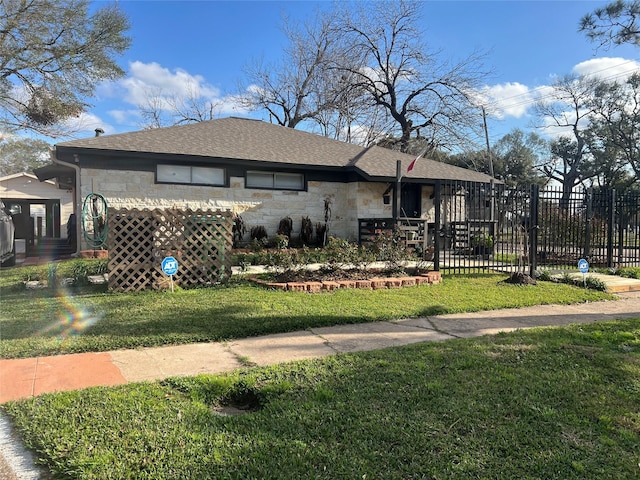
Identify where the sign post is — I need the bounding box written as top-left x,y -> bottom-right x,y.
577,258 -> 589,287
161,256 -> 179,292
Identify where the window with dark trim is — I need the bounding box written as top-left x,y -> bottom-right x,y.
246,171 -> 304,190
156,165 -> 225,186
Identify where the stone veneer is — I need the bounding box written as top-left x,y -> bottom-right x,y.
79,167 -> 438,251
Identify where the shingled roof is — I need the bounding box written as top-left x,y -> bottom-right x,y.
55,117 -> 495,183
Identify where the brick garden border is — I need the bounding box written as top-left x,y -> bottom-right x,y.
249,271 -> 442,293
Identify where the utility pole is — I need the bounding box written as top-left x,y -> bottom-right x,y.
482,106 -> 495,178
482,107 -> 497,230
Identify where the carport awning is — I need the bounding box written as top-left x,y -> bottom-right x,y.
34,163 -> 69,181
34,163 -> 75,189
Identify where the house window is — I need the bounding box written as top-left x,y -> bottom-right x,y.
157,165 -> 225,186
246,171 -> 304,190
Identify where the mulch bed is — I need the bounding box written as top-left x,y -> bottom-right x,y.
248,268 -> 442,292
503,272 -> 537,285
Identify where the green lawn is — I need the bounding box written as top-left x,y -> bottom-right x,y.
3,318 -> 639,479
0,261 -> 613,359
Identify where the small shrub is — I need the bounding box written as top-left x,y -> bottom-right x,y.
323,236 -> 360,272
561,272 -> 574,285
554,271 -> 607,291
234,250 -> 298,267
277,216 -> 293,238
585,275 -> 607,291
250,238 -> 265,252
535,269 -> 552,281
263,249 -> 307,275
47,263 -> 59,289
294,246 -> 326,265
21,259 -> 108,287
366,229 -> 408,273
232,214 -> 247,248
315,223 -> 327,246
93,258 -> 108,275
233,253 -> 251,272
20,266 -> 44,283
471,232 -> 494,248
70,260 -> 91,286
618,267 -> 640,279
250,225 -> 268,243
300,216 -> 313,246
268,247 -> 318,272
272,234 -> 289,250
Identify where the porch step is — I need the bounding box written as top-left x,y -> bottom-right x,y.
28,238 -> 75,258
452,224 -> 469,249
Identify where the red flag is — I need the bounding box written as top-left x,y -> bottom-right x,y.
407,156 -> 418,172
406,147 -> 428,173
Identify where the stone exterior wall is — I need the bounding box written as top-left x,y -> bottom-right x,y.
421,186 -> 436,222
79,168 -> 439,251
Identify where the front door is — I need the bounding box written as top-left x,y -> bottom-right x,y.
400,184 -> 421,219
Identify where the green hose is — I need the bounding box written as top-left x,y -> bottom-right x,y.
82,193 -> 108,249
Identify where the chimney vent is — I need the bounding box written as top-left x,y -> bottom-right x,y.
95,128 -> 104,137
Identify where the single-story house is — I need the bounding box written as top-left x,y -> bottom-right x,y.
36,116 -> 496,252
0,172 -> 74,247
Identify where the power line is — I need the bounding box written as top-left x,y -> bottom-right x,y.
486,59 -> 640,105
482,60 -> 640,113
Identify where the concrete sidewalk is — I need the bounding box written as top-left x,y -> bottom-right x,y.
2,291 -> 640,405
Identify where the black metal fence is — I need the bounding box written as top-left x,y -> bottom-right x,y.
426,181 -> 640,274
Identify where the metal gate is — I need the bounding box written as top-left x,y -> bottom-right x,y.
431,182 -> 640,274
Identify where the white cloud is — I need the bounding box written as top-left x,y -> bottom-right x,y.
475,57 -> 640,141
97,61 -> 249,125
120,61 -> 220,106
534,57 -> 640,140
107,109 -> 139,125
572,57 -> 640,82
477,57 -> 639,124
476,82 -> 534,119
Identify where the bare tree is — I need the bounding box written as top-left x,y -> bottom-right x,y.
534,75 -> 601,205
0,0 -> 130,137
238,9 -> 351,130
137,82 -> 223,129
335,0 -> 489,153
579,0 -> 640,50
312,72 -> 380,144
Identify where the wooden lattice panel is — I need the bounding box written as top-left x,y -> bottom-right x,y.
107,207 -> 233,292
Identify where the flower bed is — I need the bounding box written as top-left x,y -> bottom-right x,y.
249,271 -> 441,292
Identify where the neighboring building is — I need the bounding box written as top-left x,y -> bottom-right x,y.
0,172 -> 74,245
36,117 -> 496,251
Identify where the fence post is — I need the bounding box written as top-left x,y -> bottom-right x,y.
433,180 -> 441,272
529,184 -> 539,277
584,188 -> 592,260
607,189 -> 616,268
617,193 -> 625,266
393,160 -> 402,227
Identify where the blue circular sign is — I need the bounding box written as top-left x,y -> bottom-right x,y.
577,258 -> 589,274
162,256 -> 178,276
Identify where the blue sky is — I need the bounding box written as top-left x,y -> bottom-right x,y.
69,0 -> 640,147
